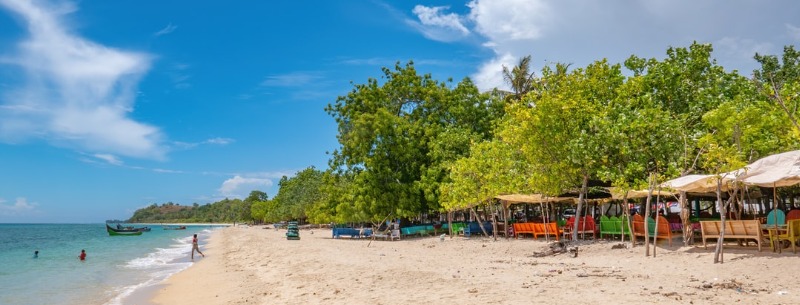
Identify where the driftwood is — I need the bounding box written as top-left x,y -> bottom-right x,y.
530,241 -> 578,257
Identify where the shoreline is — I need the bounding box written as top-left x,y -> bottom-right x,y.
146,226 -> 799,304
117,227 -> 221,305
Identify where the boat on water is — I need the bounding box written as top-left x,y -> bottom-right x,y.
163,226 -> 187,230
106,224 -> 143,236
136,227 -> 151,232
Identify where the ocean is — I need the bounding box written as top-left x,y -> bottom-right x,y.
0,223 -> 221,305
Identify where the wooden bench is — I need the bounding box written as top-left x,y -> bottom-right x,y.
699,220 -> 763,251
532,222 -> 560,240
513,223 -> 535,238
632,215 -> 674,246
332,227 -> 361,238
464,222 -> 494,236
401,225 -> 434,237
513,223 -> 560,240
599,216 -> 628,239
564,216 -> 598,239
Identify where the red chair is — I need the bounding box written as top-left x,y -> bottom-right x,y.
787,210 -> 800,222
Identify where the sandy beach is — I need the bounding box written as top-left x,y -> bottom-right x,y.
150,226 -> 799,305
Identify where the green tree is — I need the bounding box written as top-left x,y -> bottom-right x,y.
503,59 -> 624,240
753,45 -> 800,134
502,55 -> 535,101
325,61 -> 498,221
272,167 -> 325,222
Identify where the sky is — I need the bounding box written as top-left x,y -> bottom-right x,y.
0,0 -> 798,223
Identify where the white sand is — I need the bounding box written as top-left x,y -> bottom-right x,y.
151,226 -> 799,304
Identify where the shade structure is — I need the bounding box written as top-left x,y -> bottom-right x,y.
495,194 -> 574,205
661,174 -> 734,193
737,150 -> 800,187
608,187 -> 678,200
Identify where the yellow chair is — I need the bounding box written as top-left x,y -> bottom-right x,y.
769,219 -> 800,253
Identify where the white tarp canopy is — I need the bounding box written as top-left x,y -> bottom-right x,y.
495,194 -> 574,205
737,150 -> 800,187
660,174 -> 731,193
608,187 -> 678,200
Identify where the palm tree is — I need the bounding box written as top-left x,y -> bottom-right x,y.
502,55 -> 535,101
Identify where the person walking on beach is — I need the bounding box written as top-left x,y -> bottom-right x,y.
78,249 -> 86,261
191,234 -> 204,259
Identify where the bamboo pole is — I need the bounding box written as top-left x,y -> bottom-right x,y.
653,184 -> 662,257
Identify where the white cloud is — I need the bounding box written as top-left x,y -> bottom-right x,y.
155,23 -> 177,36
0,0 -> 165,159
467,0 -> 551,42
204,137 -> 234,145
152,168 -> 183,174
408,5 -> 470,42
218,175 -> 274,198
261,72 -> 323,87
93,153 -> 123,166
172,137 -> 235,149
787,23 -> 800,41
714,37 -> 773,72
0,197 -> 38,215
472,52 -> 515,94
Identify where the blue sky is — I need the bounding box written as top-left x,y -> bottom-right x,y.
1,0 -> 798,223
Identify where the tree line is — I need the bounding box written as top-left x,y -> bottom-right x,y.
133,42 -> 800,230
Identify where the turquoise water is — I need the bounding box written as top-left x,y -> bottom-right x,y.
0,224 -> 220,305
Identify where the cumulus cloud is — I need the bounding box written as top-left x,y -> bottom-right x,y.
218,175 -> 274,198
471,52 -> 516,93
0,0 -> 165,159
467,0 -> 551,42
408,0 -> 792,91
0,197 -> 38,215
408,5 -> 470,42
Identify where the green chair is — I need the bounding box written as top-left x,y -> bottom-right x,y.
599,216 -> 613,239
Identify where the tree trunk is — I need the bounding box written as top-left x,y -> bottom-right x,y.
470,208 -> 490,237
572,174 -> 590,241
492,205 -> 498,241
502,202 -> 509,240
540,202 -> 551,242
680,191 -> 692,246
713,179 -> 727,263
621,192 -> 629,244
447,211 -> 453,239
644,173 -> 655,256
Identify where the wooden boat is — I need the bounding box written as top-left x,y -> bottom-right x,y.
136,226 -> 151,232
163,226 -> 187,230
106,224 -> 143,236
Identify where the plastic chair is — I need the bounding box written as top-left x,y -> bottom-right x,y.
769,219 -> 800,253
786,210 -> 800,222
766,210 -> 786,226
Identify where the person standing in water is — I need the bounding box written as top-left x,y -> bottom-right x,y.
78,249 -> 86,261
191,234 -> 204,259
33,250 -> 38,258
